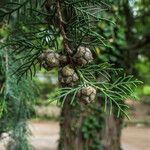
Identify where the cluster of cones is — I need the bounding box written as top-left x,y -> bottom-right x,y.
38,46 -> 96,104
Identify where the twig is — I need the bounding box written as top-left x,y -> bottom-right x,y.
56,0 -> 73,56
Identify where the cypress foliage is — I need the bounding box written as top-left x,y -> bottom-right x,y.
0,0 -> 142,149
0,37 -> 36,149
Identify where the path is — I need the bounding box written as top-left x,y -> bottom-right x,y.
122,125 -> 150,150
1,121 -> 149,150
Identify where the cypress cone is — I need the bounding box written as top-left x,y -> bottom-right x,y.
38,49 -> 59,70
77,86 -> 96,104
58,65 -> 79,87
73,46 -> 93,67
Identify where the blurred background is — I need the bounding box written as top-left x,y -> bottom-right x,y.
0,0 -> 150,150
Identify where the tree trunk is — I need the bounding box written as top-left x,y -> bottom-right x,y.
102,112 -> 123,150
58,97 -> 122,150
122,0 -> 137,75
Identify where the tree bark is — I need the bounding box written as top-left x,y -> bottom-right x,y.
102,112 -> 123,150
58,98 -> 122,150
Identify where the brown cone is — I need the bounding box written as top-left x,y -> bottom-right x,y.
38,49 -> 59,70
58,65 -> 79,87
73,46 -> 93,67
77,86 -> 96,104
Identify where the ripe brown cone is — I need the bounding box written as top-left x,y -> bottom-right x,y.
58,65 -> 79,87
77,86 -> 96,104
38,49 -> 59,70
73,46 -> 93,67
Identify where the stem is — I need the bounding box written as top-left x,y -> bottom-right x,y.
56,0 -> 73,56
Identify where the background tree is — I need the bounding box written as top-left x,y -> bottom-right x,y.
0,24 -> 36,149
